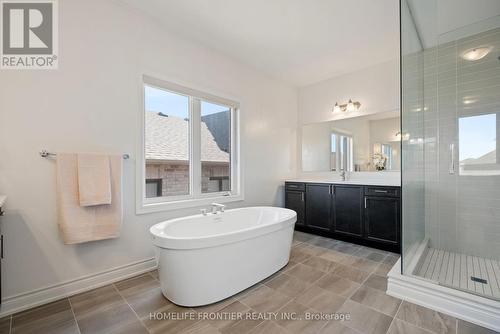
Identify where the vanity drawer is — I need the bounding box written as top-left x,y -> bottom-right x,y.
285,182 -> 305,191
365,186 -> 400,197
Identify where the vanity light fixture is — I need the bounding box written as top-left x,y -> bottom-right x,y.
461,47 -> 491,61
332,99 -> 361,112
333,102 -> 341,113
395,131 -> 410,141
346,99 -> 356,112
463,99 -> 477,105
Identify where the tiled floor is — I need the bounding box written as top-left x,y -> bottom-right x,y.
0,231 -> 497,334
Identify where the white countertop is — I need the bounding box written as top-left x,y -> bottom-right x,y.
286,179 -> 401,187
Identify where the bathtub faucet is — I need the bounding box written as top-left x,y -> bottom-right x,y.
211,203 -> 225,214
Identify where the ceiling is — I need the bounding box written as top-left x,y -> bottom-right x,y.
408,0 -> 500,47
120,0 -> 399,87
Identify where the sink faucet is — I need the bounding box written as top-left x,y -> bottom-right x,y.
340,169 -> 347,181
211,203 -> 225,214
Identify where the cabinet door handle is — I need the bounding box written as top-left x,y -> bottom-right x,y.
374,190 -> 388,193
364,197 -> 367,209
329,186 -> 334,195
289,184 -> 298,188
301,193 -> 304,202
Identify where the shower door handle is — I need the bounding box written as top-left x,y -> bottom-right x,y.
449,143 -> 455,174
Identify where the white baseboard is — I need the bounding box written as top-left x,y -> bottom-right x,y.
0,257 -> 158,317
387,259 -> 500,332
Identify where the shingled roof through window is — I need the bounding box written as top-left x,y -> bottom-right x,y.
145,111 -> 230,163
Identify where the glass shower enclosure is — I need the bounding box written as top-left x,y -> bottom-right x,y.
401,0 -> 500,301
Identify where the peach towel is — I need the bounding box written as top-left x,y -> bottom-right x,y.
77,153 -> 111,206
56,153 -> 122,244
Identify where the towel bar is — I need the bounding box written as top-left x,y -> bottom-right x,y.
40,150 -> 130,159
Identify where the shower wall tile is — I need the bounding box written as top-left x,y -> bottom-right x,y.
423,44 -> 440,245
423,26 -> 500,260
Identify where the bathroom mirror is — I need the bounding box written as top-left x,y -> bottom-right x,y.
301,111 -> 400,172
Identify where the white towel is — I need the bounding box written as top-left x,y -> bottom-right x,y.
56,153 -> 122,244
77,153 -> 111,206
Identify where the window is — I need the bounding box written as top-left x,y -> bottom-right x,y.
459,113 -> 500,176
201,101 -> 231,193
138,76 -> 241,212
330,134 -> 337,171
145,179 -> 162,198
331,132 -> 353,172
382,144 -> 393,170
144,86 -> 190,197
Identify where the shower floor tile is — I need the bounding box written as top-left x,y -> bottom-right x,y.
415,247 -> 500,300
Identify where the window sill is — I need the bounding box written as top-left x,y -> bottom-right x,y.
136,194 -> 244,214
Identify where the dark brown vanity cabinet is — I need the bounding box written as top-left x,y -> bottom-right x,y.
285,181 -> 401,252
364,193 -> 400,245
305,184 -> 332,232
284,183 -> 305,226
332,185 -> 364,238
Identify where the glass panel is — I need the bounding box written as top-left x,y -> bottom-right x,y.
331,134 -> 337,171
201,101 -> 231,193
144,85 -> 190,197
401,0 -> 500,300
453,20 -> 500,300
401,0 -> 427,275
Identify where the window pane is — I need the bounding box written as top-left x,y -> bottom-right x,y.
339,135 -> 354,172
144,85 -> 190,197
382,144 -> 393,169
459,113 -> 499,175
201,101 -> 231,193
145,179 -> 162,198
331,134 -> 337,171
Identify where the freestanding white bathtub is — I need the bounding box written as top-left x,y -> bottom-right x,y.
150,206 -> 296,306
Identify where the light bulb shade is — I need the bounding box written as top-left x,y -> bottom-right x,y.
346,99 -> 355,112
461,47 -> 491,61
333,102 -> 341,113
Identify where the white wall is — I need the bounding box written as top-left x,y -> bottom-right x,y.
0,0 -> 298,306
298,60 -> 399,126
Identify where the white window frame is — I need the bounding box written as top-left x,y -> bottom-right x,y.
136,75 -> 243,214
